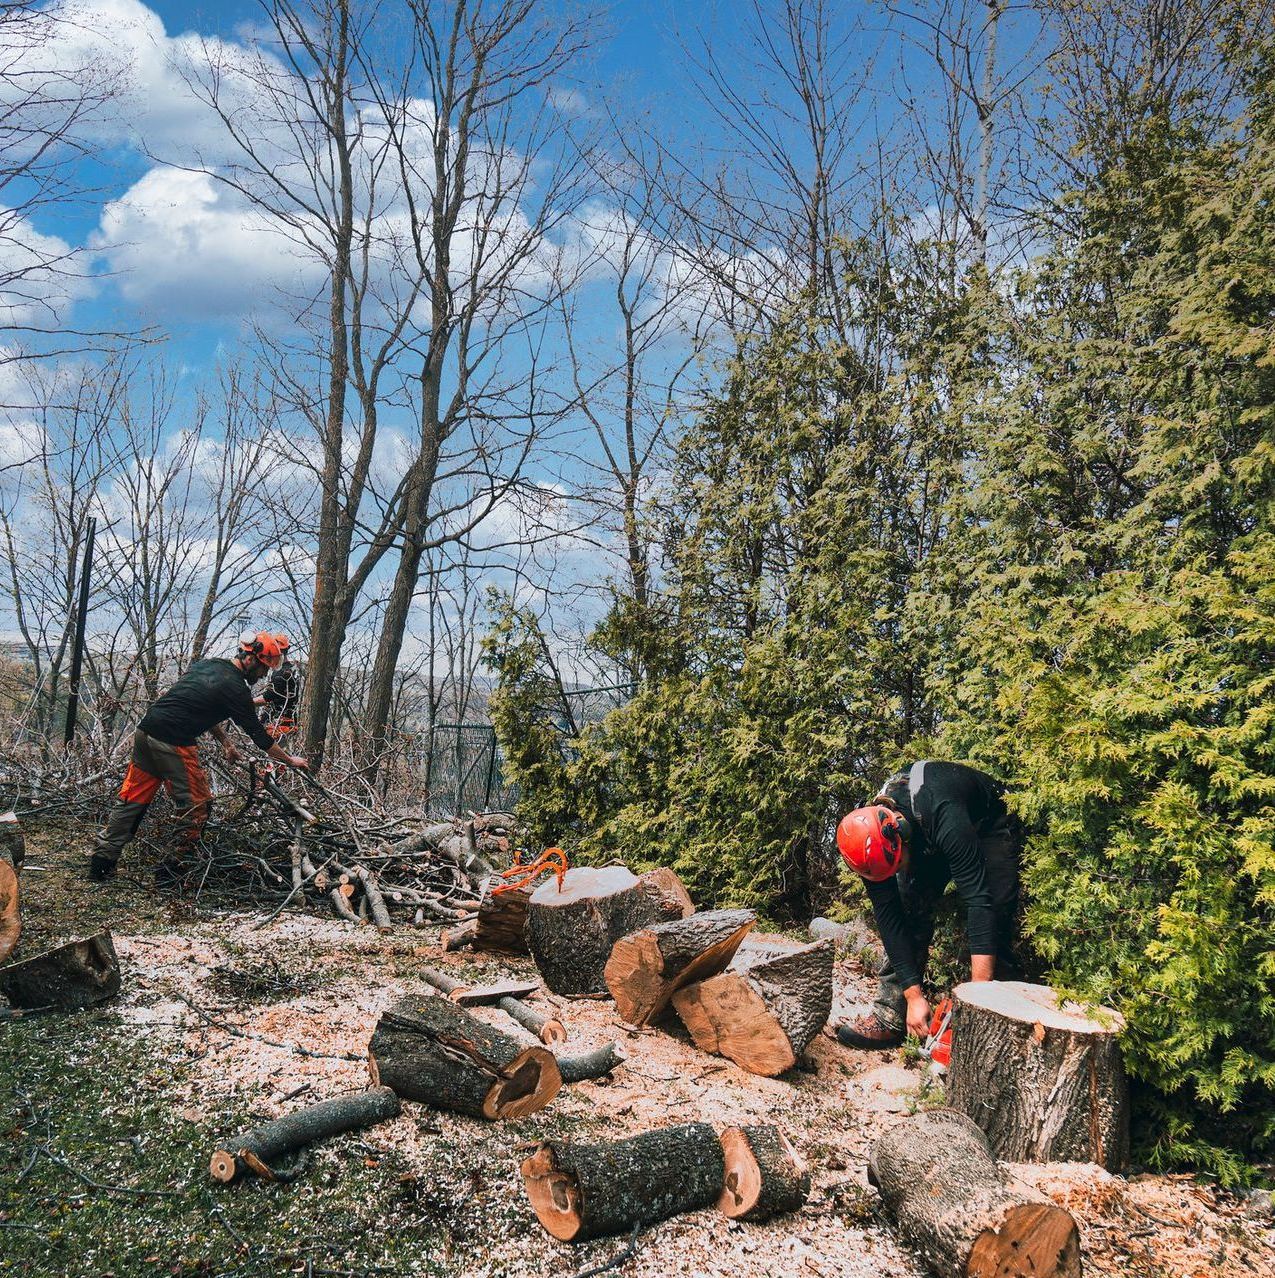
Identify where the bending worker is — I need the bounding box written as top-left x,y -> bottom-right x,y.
253,632 -> 300,739
88,631 -> 309,884
836,760 -> 1023,1049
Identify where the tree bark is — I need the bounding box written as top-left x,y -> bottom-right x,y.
868,1108 -> 1081,1278
367,995 -> 561,1119
0,811 -> 22,962
671,940 -> 833,1075
604,908 -> 755,1025
209,1087 -> 401,1184
0,930 -> 119,1010
717,1124 -> 810,1221
946,980 -> 1130,1171
521,1122 -> 724,1242
527,865 -> 694,996
472,880 -> 531,954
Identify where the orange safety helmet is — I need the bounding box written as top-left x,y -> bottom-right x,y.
837,804 -> 909,881
274,633 -> 290,655
238,629 -> 284,671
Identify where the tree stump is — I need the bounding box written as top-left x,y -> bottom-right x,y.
209,1087 -> 401,1183
671,939 -> 833,1075
367,995 -> 561,1119
946,980 -> 1129,1171
527,865 -> 694,996
0,931 -> 120,1010
473,880 -> 531,954
521,1122 -> 724,1242
868,1108 -> 1081,1278
0,812 -> 22,963
717,1124 -> 810,1221
604,908 -> 756,1025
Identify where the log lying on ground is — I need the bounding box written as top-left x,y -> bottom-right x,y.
605,908 -> 755,1026
474,880 -> 531,953
868,1108 -> 1081,1278
0,811 -> 22,962
418,964 -> 567,1045
671,940 -> 833,1076
521,1122 -> 724,1242
527,866 -> 694,996
0,930 -> 119,1010
946,979 -> 1129,1172
209,1087 -> 401,1184
717,1124 -> 810,1221
368,995 -> 561,1118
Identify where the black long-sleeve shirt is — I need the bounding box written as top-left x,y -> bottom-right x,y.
863,760 -> 1008,990
139,658 -> 275,752
260,661 -> 299,722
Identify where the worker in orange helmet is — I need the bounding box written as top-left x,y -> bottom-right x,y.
253,632 -> 301,740
836,761 -> 1024,1050
87,631 -> 309,887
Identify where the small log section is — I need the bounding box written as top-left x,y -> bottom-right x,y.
367,994 -> 561,1119
868,1108 -> 1081,1278
474,880 -> 531,953
946,980 -> 1129,1172
419,964 -> 567,1045
717,1124 -> 810,1221
527,865 -> 694,997
521,1122 -> 725,1242
0,930 -> 120,1010
209,1087 -> 401,1184
604,908 -> 756,1026
671,939 -> 833,1076
0,811 -> 22,962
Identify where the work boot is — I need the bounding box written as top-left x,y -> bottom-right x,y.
86,854 -> 117,883
836,1013 -> 905,1050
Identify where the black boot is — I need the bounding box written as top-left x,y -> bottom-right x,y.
86,855 -> 117,883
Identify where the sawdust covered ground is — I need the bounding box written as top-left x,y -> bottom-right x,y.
4,826 -> 1272,1278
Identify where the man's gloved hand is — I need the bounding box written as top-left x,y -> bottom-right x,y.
905,989 -> 932,1039
221,741 -> 241,765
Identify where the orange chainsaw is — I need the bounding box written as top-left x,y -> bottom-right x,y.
920,996 -> 954,1072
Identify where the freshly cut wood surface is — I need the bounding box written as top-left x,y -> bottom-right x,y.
717,1124 -> 810,1221
0,813 -> 21,963
868,1107 -> 1081,1278
521,1122 -> 724,1242
947,980 -> 1130,1171
209,1087 -> 401,1183
473,880 -> 530,954
604,908 -> 755,1026
0,930 -> 120,1010
671,940 -> 833,1075
367,994 -> 561,1119
527,865 -> 695,996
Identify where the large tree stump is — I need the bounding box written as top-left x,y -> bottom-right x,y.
0,812 -> 22,962
521,1122 -> 724,1242
0,931 -> 120,1010
604,908 -> 755,1026
473,880 -> 531,954
868,1108 -> 1081,1278
527,866 -> 694,996
671,939 -> 833,1075
946,980 -> 1129,1171
209,1087 -> 401,1183
367,995 -> 561,1119
717,1124 -> 810,1221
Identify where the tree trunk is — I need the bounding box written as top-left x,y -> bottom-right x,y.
0,931 -> 120,1010
367,995 -> 560,1119
521,1122 -> 724,1242
527,866 -> 693,996
209,1087 -> 401,1184
472,880 -> 531,954
671,940 -> 833,1076
717,1124 -> 810,1221
0,812 -> 22,962
868,1108 -> 1081,1278
946,980 -> 1129,1171
604,908 -> 755,1025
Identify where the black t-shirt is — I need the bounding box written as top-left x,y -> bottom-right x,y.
138,658 -> 274,752
863,760 -> 1009,990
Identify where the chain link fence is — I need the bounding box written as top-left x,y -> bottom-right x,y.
419,723 -> 516,817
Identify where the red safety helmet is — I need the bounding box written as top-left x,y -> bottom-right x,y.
837,804 -> 909,881
238,629 -> 284,671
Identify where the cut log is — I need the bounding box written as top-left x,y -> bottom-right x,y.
717,1124 -> 810,1221
472,880 -> 530,954
868,1107 -> 1081,1278
209,1087 -> 401,1184
557,1041 -> 624,1084
441,917 -> 479,951
450,979 -> 540,1006
527,865 -> 694,997
521,1122 -> 724,1242
419,964 -> 567,1045
0,930 -> 120,1010
946,980 -> 1129,1172
671,940 -> 833,1076
0,812 -> 22,962
604,908 -> 755,1026
367,994 -> 561,1119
